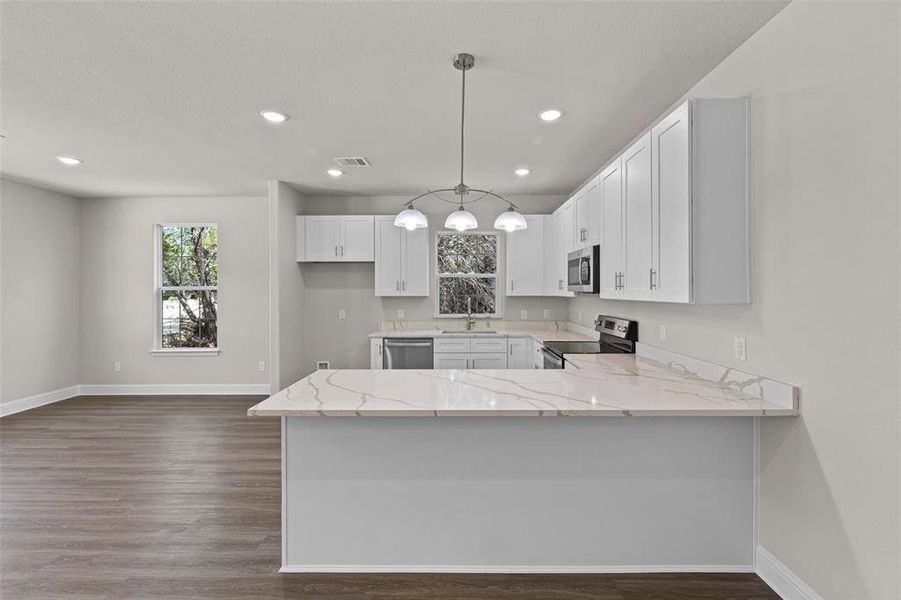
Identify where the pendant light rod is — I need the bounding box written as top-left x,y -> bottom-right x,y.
460,60 -> 466,186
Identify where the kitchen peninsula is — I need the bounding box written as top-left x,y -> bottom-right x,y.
249,344 -> 797,573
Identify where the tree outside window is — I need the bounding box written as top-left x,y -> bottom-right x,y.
158,225 -> 218,348
436,232 -> 498,316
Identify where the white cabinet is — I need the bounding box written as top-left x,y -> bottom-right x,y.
433,336 -> 470,354
470,336 -> 508,354
533,339 -> 544,369
573,176 -> 601,249
507,337 -> 532,369
580,98 -> 749,304
299,215 -> 374,262
433,353 -> 469,369
547,208 -> 574,297
599,158 -> 624,299
374,216 -> 429,297
559,201 -> 576,255
506,215 -> 546,296
370,339 -> 383,369
471,353 -> 508,369
622,132 -> 654,301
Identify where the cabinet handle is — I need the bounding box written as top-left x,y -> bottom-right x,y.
650,269 -> 657,290
396,280 -> 400,291
335,245 -> 338,257
340,245 -> 344,257
402,280 -> 406,291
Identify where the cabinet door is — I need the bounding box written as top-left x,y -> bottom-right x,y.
533,340 -> 544,369
651,101 -> 691,303
560,202 -> 575,255
402,227 -> 430,296
552,210 -> 572,296
304,216 -> 341,261
374,217 -> 403,296
507,337 -> 531,369
341,216 -> 374,262
622,133 -> 653,300
585,176 -> 602,247
470,353 -> 508,369
573,188 -> 588,249
506,215 -> 545,296
599,159 -> 623,299
434,353 -> 469,369
370,339 -> 383,369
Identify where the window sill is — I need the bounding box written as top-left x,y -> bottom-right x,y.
150,348 -> 221,357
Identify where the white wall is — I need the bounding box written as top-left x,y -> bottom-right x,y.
295,194 -> 569,374
0,179 -> 81,403
569,2 -> 900,597
269,182 -> 307,392
79,196 -> 270,388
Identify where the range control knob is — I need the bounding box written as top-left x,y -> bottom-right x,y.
617,325 -> 627,332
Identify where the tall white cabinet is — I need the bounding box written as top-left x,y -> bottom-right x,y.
506,215 -> 546,296
596,98 -> 750,304
374,216 -> 429,297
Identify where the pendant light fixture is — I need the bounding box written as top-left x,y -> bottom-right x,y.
394,52 -> 527,232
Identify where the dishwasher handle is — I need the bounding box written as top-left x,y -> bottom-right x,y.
383,340 -> 433,347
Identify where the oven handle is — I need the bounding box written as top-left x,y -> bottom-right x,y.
541,347 -> 564,368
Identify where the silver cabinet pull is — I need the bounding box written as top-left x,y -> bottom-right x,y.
402,280 -> 406,291
340,245 -> 344,257
510,280 -> 514,293
396,280 -> 400,291
649,268 -> 653,289
335,245 -> 338,257
650,268 -> 657,290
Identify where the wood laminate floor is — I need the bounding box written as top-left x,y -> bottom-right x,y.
1,396 -> 779,600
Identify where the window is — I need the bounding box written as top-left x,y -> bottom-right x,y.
156,225 -> 218,349
436,232 -> 498,316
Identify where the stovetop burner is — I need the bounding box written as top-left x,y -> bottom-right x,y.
543,316 -> 638,360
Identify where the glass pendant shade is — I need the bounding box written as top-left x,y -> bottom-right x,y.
494,209 -> 528,232
394,207 -> 429,231
444,208 -> 479,232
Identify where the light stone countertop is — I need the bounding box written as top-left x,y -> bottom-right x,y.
248,351 -> 797,418
368,324 -> 595,343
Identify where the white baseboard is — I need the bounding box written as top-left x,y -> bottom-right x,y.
1,383 -> 270,417
280,564 -> 756,574
0,385 -> 81,418
78,383 -> 270,396
756,546 -> 823,600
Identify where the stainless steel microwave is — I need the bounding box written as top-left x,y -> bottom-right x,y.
567,246 -> 600,293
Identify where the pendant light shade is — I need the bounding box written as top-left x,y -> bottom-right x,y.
444,208 -> 478,232
394,207 -> 429,231
494,208 -> 528,232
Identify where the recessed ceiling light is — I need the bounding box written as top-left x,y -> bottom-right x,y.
326,169 -> 344,177
539,109 -> 563,122
56,155 -> 82,166
260,110 -> 288,123
514,168 -> 530,177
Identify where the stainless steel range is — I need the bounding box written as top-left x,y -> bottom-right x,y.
541,315 -> 638,369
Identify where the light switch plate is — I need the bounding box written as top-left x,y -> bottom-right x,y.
543,309 -> 551,319
658,325 -> 666,341
520,309 -> 528,319
258,361 -> 266,372
733,336 -> 747,361
397,309 -> 405,319
113,361 -> 121,372
338,309 -> 346,319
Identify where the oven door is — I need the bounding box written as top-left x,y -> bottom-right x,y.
541,347 -> 564,369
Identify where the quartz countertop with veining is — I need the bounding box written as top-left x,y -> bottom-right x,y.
247,351 -> 797,418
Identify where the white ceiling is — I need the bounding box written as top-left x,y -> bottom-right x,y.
0,1 -> 787,199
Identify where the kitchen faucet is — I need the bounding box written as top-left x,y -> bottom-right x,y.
466,297 -> 476,331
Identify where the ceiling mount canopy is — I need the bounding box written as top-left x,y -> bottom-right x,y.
394,52 -> 527,233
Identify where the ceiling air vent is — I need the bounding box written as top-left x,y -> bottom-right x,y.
333,157 -> 371,168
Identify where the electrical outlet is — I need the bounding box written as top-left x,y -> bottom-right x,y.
258,361 -> 266,372
316,360 -> 330,370
543,309 -> 551,319
658,325 -> 666,341
338,309 -> 346,320
733,336 -> 747,361
520,309 -> 528,319
397,309 -> 405,319
113,361 -> 121,372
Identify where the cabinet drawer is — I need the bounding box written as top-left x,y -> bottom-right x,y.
433,337 -> 471,353
470,337 -> 509,353
471,353 -> 508,369
433,353 -> 469,369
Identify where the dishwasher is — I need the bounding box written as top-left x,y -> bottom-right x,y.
383,338 -> 434,369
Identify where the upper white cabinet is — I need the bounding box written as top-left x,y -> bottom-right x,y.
592,98 -> 750,304
374,216 -> 429,297
573,176 -> 601,249
598,159 -> 624,299
549,208 -> 574,297
298,215 -> 374,262
506,215 -> 546,296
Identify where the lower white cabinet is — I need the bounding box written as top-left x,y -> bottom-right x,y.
533,339 -> 544,369
370,339 -> 383,369
507,337 -> 533,369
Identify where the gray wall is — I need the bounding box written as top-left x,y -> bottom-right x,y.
296,194 -> 569,373
269,182 -> 308,391
569,2 -> 900,597
1,179 -> 81,403
79,196 -> 270,387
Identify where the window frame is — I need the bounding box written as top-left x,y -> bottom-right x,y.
152,223 -> 221,355
434,230 -> 500,319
